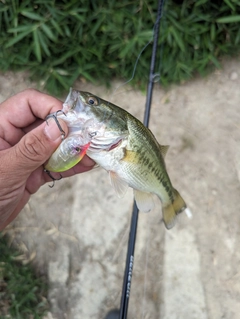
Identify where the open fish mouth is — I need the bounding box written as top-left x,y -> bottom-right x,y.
62,88 -> 84,114
53,88 -> 88,130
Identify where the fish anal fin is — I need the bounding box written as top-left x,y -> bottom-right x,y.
162,205 -> 176,229
109,171 -> 128,198
159,144 -> 169,158
162,188 -> 187,229
134,190 -> 155,213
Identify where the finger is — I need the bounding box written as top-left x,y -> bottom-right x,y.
78,155 -> 96,167
1,119 -> 69,182
1,89 -> 63,128
0,190 -> 31,231
42,156 -> 95,185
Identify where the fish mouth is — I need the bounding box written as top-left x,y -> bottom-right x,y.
63,88 -> 83,112
60,89 -> 92,133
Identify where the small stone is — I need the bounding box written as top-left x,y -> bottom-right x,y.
229,71 -> 238,81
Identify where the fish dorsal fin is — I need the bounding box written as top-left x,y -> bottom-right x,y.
159,144 -> 169,158
133,190 -> 155,213
109,171 -> 128,198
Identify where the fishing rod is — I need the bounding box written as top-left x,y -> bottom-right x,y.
104,1 -> 165,319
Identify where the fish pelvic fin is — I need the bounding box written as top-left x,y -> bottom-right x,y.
163,188 -> 187,229
134,190 -> 155,213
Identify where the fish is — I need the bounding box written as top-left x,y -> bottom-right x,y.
45,88 -> 187,229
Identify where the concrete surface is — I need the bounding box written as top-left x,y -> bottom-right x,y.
1,57 -> 240,318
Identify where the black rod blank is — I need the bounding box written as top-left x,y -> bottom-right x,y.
119,1 -> 165,318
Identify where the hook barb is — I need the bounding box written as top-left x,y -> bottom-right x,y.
44,169 -> 62,188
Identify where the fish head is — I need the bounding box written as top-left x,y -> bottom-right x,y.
63,89 -> 129,151
63,89 -> 128,131
63,89 -> 104,121
45,89 -> 129,173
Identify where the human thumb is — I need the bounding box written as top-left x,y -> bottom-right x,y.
10,118 -> 68,177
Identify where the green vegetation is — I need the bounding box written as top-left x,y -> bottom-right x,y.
0,0 -> 240,95
0,234 -> 48,319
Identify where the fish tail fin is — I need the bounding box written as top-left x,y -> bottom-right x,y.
162,189 -> 187,229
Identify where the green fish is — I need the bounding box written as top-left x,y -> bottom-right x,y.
45,89 -> 187,229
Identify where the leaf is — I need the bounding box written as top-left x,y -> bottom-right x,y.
235,29 -> 240,45
63,24 -> 71,37
33,28 -> 42,62
170,27 -> 185,52
80,70 -> 96,83
38,30 -> 51,56
50,19 -> 63,36
54,68 -> 70,76
69,12 -> 85,23
52,69 -> 69,90
40,23 -> 56,41
216,15 -> 240,23
194,0 -> 209,6
7,25 -> 34,33
223,0 -> 235,11
21,10 -> 43,21
52,48 -> 81,66
210,23 -> 216,41
0,6 -> 9,13
209,55 -> 221,68
5,29 -> 33,48
167,15 -> 185,32
90,14 -> 105,36
119,40 -> 135,58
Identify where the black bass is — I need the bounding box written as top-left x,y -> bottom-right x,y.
45,89 -> 187,229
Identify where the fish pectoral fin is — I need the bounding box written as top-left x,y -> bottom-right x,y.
162,188 -> 187,229
134,190 -> 155,213
109,171 -> 128,198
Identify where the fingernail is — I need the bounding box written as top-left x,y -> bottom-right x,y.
44,118 -> 62,141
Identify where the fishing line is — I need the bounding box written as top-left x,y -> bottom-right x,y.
110,40 -> 153,98
155,5 -> 167,83
110,5 -> 166,100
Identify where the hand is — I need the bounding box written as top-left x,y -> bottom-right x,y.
0,89 -> 95,230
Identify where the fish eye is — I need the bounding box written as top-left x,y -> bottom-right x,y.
88,96 -> 98,106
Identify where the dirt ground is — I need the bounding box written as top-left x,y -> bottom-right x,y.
1,57 -> 240,319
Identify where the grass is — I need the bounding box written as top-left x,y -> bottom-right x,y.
0,234 -> 48,319
0,0 -> 240,95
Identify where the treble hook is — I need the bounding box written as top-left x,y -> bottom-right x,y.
44,169 -> 63,188
46,110 -> 67,140
44,110 -> 66,187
